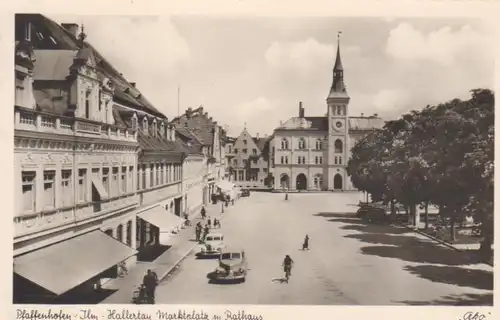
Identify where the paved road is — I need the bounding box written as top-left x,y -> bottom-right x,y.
156,192 -> 493,305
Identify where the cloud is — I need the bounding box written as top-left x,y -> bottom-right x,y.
224,97 -> 280,135
372,89 -> 410,114
385,23 -> 492,66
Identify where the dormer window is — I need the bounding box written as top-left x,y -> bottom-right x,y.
131,113 -> 138,130
160,122 -> 165,137
152,119 -> 157,137
25,22 -> 32,41
142,117 -> 148,132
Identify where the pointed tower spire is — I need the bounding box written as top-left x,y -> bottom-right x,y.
327,31 -> 348,99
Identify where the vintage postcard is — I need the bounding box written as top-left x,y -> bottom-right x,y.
2,0 -> 497,319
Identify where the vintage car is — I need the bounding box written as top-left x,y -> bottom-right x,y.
199,233 -> 225,257
241,189 -> 250,197
211,249 -> 248,282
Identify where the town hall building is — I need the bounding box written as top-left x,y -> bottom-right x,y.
271,38 -> 384,191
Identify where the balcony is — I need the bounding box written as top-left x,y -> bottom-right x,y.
14,107 -> 137,143
14,193 -> 139,239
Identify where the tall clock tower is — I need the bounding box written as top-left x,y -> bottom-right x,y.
326,34 -> 350,190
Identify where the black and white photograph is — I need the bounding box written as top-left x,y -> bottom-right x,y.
10,7 -> 494,308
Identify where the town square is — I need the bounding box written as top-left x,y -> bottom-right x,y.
12,13 -> 493,306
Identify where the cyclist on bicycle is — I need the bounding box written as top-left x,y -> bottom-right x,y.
282,255 -> 294,277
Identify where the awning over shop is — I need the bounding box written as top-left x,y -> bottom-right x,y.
139,206 -> 184,232
14,230 -> 137,296
91,174 -> 109,199
216,180 -> 235,192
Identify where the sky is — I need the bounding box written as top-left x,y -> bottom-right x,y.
50,15 -> 494,137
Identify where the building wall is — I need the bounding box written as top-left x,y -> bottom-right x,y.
182,155 -> 205,214
13,108 -> 139,256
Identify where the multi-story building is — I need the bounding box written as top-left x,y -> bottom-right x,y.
225,129 -> 271,188
12,14 -> 201,303
172,106 -> 227,201
271,39 -> 384,191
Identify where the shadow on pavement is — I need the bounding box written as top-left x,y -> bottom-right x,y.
314,212 -> 357,218
360,245 -> 478,266
403,265 -> 493,290
206,272 -> 245,285
137,245 -> 172,262
396,293 -> 493,306
344,233 -> 421,246
339,223 -> 411,235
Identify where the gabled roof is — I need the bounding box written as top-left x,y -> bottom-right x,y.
16,14 -> 165,118
172,106 -> 217,145
252,137 -> 268,151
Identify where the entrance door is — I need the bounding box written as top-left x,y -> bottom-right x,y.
334,174 -> 343,190
296,173 -> 307,190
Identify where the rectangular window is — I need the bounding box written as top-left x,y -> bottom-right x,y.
137,165 -> 141,190
334,157 -> 338,165
22,171 -> 36,212
156,164 -> 160,185
285,156 -> 288,164
43,171 -> 55,208
61,170 -> 72,207
102,168 -> 110,194
339,157 -> 342,165
142,164 -> 147,188
128,166 -> 134,192
234,159 -> 238,165
315,156 -> 318,164
280,156 -> 284,164
297,157 -> 301,164
252,148 -> 257,154
78,169 -> 87,203
112,167 -> 119,197
234,149 -> 238,154
243,140 -> 247,145
243,149 -> 247,154
150,164 -> 154,187
319,157 -> 323,164
263,168 -> 267,173
121,167 -> 127,193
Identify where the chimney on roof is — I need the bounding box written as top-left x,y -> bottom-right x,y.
256,133 -> 260,139
373,113 -> 378,117
62,23 -> 79,38
299,101 -> 304,118
130,82 -> 136,88
280,120 -> 283,127
264,134 -> 268,138
361,113 -> 364,117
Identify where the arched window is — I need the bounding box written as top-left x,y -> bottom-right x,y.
281,138 -> 289,150
298,138 -> 306,149
316,139 -> 323,150
126,220 -> 132,246
117,224 -> 124,243
334,139 -> 343,153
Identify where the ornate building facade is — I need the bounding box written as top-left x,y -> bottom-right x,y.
225,129 -> 271,188
12,14 -> 208,303
271,40 -> 384,191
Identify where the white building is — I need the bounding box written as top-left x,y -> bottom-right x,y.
12,14 -> 204,303
271,39 -> 384,191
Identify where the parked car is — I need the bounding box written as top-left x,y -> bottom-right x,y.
211,249 -> 248,282
198,233 -> 225,257
241,189 -> 250,197
356,203 -> 390,223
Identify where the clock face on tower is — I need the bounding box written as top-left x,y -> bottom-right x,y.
332,120 -> 344,131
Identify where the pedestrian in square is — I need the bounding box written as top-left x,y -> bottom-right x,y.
142,269 -> 158,304
207,217 -> 212,228
201,206 -> 206,219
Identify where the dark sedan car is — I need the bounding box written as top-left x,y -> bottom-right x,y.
241,189 -> 250,197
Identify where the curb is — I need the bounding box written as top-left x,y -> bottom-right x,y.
157,205 -> 230,282
399,223 -> 462,252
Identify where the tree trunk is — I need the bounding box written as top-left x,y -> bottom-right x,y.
450,212 -> 457,242
424,202 -> 429,229
411,204 -> 418,228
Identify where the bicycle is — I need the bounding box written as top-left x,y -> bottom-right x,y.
283,265 -> 292,283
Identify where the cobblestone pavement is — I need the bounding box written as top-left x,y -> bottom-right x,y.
156,192 -> 493,305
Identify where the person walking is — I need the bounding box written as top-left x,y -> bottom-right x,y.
142,269 -> 159,304
302,234 -> 310,250
195,222 -> 202,242
207,217 -> 212,228
201,206 -> 206,219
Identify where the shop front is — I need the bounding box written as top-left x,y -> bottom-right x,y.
13,230 -> 137,303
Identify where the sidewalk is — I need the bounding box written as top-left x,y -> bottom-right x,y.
100,201 -> 230,304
